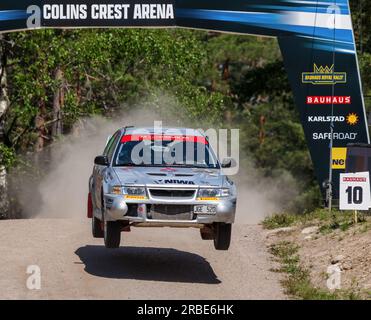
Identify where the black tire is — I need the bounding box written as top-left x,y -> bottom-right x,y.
213,223 -> 232,250
103,219 -> 122,248
101,190 -> 121,248
92,215 -> 104,238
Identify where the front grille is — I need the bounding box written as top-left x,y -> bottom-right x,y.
149,189 -> 195,198
150,205 -> 193,220
152,204 -> 192,214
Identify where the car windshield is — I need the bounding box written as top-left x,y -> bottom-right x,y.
113,138 -> 219,169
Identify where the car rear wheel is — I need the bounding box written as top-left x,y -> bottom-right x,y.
213,223 -> 232,250
92,215 -> 104,238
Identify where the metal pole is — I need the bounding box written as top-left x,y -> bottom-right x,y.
328,123 -> 334,213
327,3 -> 337,213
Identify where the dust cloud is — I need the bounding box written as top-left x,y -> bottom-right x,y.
19,110 -> 160,218
15,107 -> 297,223
234,167 -> 298,224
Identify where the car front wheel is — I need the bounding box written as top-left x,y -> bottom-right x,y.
213,223 -> 232,250
103,220 -> 121,248
101,193 -> 121,248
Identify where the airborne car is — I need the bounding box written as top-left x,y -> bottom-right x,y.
87,126 -> 237,250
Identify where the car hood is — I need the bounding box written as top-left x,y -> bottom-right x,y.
113,166 -> 225,187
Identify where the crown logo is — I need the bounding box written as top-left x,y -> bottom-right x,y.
302,63 -> 346,85
313,64 -> 334,74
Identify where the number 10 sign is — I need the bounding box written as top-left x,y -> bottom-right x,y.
339,172 -> 371,210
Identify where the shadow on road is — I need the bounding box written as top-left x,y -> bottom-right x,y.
75,245 -> 221,284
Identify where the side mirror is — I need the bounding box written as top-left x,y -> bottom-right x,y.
94,155 -> 109,166
221,158 -> 237,168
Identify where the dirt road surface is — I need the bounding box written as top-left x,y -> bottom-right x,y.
0,219 -> 285,299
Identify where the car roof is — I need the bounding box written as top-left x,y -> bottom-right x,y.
121,126 -> 205,137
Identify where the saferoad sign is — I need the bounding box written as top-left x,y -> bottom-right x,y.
0,0 -> 368,200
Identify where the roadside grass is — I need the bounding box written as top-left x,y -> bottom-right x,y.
269,241 -> 362,300
263,208 -> 370,235
262,213 -> 297,229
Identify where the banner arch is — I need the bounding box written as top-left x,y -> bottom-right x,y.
0,0 -> 368,199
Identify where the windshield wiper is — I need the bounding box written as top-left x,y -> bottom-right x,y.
117,163 -> 165,167
117,163 -> 138,167
170,163 -> 213,169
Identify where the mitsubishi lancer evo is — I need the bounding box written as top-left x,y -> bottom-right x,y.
87,126 -> 237,250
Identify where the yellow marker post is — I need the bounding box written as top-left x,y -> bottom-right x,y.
354,210 -> 358,224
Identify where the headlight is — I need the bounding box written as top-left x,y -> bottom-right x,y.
197,188 -> 230,199
110,186 -> 147,199
220,188 -> 230,197
111,186 -> 123,195
198,188 -> 220,198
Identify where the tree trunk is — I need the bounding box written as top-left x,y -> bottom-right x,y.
0,166 -> 8,219
52,67 -> 64,137
0,34 -> 10,218
222,58 -> 230,81
35,100 -> 46,153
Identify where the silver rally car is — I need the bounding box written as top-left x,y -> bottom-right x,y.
87,126 -> 237,250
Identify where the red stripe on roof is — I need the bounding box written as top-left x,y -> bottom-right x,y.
121,134 -> 208,144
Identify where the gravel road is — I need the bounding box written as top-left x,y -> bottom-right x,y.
0,219 -> 285,299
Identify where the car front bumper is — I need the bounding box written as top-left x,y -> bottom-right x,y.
104,192 -> 236,226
